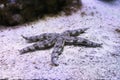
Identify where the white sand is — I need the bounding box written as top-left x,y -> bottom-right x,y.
0,0 -> 120,79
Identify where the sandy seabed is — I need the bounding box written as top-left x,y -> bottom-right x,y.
0,0 -> 120,79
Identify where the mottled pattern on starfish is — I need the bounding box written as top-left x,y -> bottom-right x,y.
19,28 -> 102,66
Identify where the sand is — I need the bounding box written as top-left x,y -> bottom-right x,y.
0,0 -> 120,79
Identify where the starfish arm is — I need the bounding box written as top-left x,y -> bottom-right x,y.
21,33 -> 57,43
51,37 -> 65,66
65,37 -> 102,47
63,28 -> 89,36
19,38 -> 56,54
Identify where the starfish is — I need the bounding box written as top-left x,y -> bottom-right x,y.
19,28 -> 102,66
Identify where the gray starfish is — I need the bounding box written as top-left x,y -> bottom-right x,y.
19,28 -> 102,66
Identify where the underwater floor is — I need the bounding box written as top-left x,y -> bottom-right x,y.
0,0 -> 120,79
